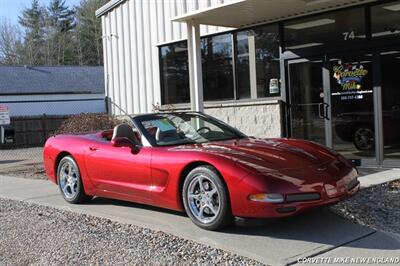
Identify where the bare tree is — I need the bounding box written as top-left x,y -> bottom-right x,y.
0,19 -> 23,65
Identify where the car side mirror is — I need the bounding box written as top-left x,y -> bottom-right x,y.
111,137 -> 139,154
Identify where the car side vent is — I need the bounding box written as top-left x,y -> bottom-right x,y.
286,193 -> 321,203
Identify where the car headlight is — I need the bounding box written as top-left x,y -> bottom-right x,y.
248,193 -> 284,203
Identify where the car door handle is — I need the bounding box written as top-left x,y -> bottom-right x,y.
89,146 -> 98,151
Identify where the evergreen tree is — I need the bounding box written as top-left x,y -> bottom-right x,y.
75,0 -> 107,65
10,0 -> 106,66
47,0 -> 76,64
48,0 -> 75,32
18,0 -> 46,65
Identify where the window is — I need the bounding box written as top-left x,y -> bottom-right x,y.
160,25 -> 283,104
139,113 -> 245,146
284,8 -> 366,51
236,24 -> 280,98
160,42 -> 190,104
201,34 -> 235,101
371,1 -> 400,39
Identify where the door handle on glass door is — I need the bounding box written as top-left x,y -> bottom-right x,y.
324,103 -> 330,120
318,103 -> 330,120
318,103 -> 324,119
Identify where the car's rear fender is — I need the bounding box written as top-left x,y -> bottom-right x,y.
43,135 -> 96,195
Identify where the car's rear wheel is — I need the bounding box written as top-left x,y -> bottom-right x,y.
182,165 -> 233,230
57,156 -> 91,204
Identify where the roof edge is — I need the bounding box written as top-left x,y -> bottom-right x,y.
172,0 -> 245,23
96,0 -> 126,18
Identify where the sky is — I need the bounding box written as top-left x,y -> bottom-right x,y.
0,0 -> 82,26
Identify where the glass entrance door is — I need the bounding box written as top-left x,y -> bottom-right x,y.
288,59 -> 329,145
329,54 -> 376,161
288,53 -> 377,164
381,50 -> 400,162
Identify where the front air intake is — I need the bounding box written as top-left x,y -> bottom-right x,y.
286,193 -> 321,203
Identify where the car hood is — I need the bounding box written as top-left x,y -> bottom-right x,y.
174,137 -> 343,172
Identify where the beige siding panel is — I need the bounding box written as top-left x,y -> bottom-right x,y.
199,0 -> 209,35
143,0 -> 153,113
104,14 -> 114,113
135,0 -> 147,113
164,0 -> 173,43
128,0 -> 140,114
178,0 -> 187,38
156,0 -> 166,43
110,11 -> 120,115
101,16 -> 108,98
150,0 -> 161,107
116,6 -> 127,114
122,3 -> 133,114
172,0 -> 181,39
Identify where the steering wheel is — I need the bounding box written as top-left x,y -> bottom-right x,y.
196,127 -> 211,133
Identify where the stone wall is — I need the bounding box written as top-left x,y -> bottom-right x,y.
204,100 -> 282,138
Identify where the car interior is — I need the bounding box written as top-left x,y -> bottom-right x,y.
100,124 -> 142,145
112,124 -> 141,145
99,115 -> 239,147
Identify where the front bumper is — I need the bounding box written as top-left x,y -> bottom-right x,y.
234,174 -> 360,219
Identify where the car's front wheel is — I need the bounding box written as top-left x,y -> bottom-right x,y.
182,165 -> 233,230
57,156 -> 91,204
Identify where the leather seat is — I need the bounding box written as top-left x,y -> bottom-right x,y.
112,124 -> 140,145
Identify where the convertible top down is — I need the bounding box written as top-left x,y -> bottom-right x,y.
44,112 -> 359,230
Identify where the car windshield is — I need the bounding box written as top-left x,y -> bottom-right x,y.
138,113 -> 246,146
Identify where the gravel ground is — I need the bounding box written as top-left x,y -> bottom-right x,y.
0,198 -> 261,266
0,147 -> 47,180
0,162 -> 46,180
332,180 -> 400,235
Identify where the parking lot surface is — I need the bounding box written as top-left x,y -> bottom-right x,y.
1,175 -> 399,265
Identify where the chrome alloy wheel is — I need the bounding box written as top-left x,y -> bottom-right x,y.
59,161 -> 79,199
187,174 -> 221,224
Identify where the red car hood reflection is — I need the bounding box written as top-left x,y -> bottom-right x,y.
172,137 -> 340,173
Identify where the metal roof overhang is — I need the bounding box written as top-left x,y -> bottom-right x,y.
172,0 -> 378,28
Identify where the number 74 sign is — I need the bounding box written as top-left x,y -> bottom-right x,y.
343,31 -> 355,41
0,105 -> 10,126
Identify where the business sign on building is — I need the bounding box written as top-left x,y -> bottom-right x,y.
0,105 -> 10,125
331,63 -> 372,101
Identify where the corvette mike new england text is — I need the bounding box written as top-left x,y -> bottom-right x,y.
297,256 -> 400,264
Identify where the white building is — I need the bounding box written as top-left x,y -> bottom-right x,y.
96,0 -> 400,167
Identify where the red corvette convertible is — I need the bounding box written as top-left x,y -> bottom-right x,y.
44,112 -> 359,230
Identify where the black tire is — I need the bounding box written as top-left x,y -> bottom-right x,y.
353,125 -> 374,151
182,165 -> 233,230
57,156 -> 92,204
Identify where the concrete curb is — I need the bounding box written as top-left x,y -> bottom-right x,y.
358,169 -> 400,188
